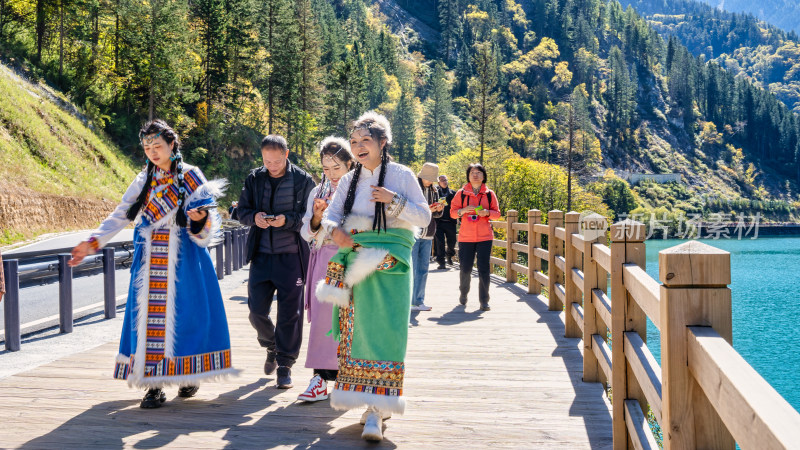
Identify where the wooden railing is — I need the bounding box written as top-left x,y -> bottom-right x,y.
488,210 -> 800,449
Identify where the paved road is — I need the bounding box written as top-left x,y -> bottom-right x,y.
0,229 -> 225,340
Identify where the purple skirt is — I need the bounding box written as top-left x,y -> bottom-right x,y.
304,244 -> 340,370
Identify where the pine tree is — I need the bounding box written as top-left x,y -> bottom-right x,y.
422,61 -> 454,162
118,0 -> 197,120
194,0 -> 229,102
393,81 -> 418,164
325,47 -> 366,136
295,0 -> 323,156
439,0 -> 462,65
260,0 -> 295,134
557,84 -> 600,209
469,42 -> 504,165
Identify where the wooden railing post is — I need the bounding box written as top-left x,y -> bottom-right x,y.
527,209 -> 542,294
609,219 -> 646,450
582,215 -> 608,383
564,211 -> 581,338
547,210 -> 563,311
660,241 -> 734,450
506,210 -> 518,283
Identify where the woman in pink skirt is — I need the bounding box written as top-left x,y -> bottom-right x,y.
297,137 -> 355,401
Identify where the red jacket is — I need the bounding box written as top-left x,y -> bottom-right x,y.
449,183 -> 501,242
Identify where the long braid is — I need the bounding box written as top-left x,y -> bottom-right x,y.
173,150 -> 188,228
372,145 -> 389,233
126,161 -> 156,221
341,162 -> 362,221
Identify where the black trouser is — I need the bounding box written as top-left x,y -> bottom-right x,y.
459,240 -> 492,305
435,221 -> 457,264
314,369 -> 339,381
248,252 -> 305,368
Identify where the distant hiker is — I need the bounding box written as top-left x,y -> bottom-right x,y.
411,162 -> 443,312
449,163 -> 501,311
236,134 -> 315,390
297,137 -> 355,402
69,119 -> 236,408
434,174 -> 457,269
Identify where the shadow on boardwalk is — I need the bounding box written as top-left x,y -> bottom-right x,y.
495,277 -> 612,449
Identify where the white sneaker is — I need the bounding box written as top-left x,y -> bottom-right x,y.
360,408 -> 392,424
417,303 -> 432,311
361,408 -> 383,441
297,375 -> 328,402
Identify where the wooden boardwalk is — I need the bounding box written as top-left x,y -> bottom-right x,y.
0,266 -> 612,449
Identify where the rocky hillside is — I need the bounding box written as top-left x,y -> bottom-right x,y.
0,62 -> 138,245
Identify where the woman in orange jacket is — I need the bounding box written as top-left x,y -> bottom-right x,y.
449,163 -> 501,310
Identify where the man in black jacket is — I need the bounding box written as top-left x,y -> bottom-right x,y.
237,135 -> 315,389
435,174 -> 457,269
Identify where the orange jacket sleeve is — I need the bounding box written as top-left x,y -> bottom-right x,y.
487,189 -> 501,220
450,189 -> 464,219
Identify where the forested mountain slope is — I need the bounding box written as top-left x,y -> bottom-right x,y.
620,0 -> 800,113
1,0 -> 799,223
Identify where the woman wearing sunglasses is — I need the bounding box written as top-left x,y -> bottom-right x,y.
449,163 -> 501,311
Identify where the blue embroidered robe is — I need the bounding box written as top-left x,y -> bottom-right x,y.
88,164 -> 236,388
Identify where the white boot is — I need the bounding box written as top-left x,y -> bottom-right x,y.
297,375 -> 328,402
361,407 -> 384,441
360,408 -> 392,424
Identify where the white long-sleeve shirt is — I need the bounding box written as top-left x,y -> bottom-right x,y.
321,162 -> 431,233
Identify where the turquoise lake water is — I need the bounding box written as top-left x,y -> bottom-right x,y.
643,237 -> 800,412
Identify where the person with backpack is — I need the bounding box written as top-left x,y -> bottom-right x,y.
449,163 -> 501,311
237,135 -> 316,390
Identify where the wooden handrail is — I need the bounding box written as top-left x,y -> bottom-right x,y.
485,210 -> 799,450
622,264 -> 661,331
687,327 -> 800,449
624,331 -> 663,425
592,243 -> 611,273
490,220 -> 505,228
624,400 -> 659,450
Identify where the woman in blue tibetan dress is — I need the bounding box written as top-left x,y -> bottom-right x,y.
69,120 -> 236,409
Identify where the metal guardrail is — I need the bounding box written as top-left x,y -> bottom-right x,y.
2,223 -> 250,352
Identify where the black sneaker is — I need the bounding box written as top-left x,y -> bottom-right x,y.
480,303 -> 491,311
264,352 -> 277,376
437,263 -> 446,270
459,294 -> 467,306
178,386 -> 199,398
277,366 -> 293,389
447,257 -> 454,265
140,388 -> 166,408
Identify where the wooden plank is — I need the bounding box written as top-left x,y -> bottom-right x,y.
687,327 -> 800,450
511,263 -> 527,275
490,220 -> 505,228
554,283 -> 565,302
624,400 -> 659,450
512,242 -> 527,253
572,268 -> 584,293
533,247 -> 548,261
555,227 -> 565,241
533,223 -> 548,234
490,256 -> 505,267
592,289 -> 611,329
623,332 -> 663,425
591,334 -> 612,382
493,239 -> 506,248
622,264 -> 661,331
571,233 -> 586,252
592,243 -> 611,274
533,271 -> 549,287
555,255 -> 565,272
570,303 -> 584,334
512,222 -> 527,232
